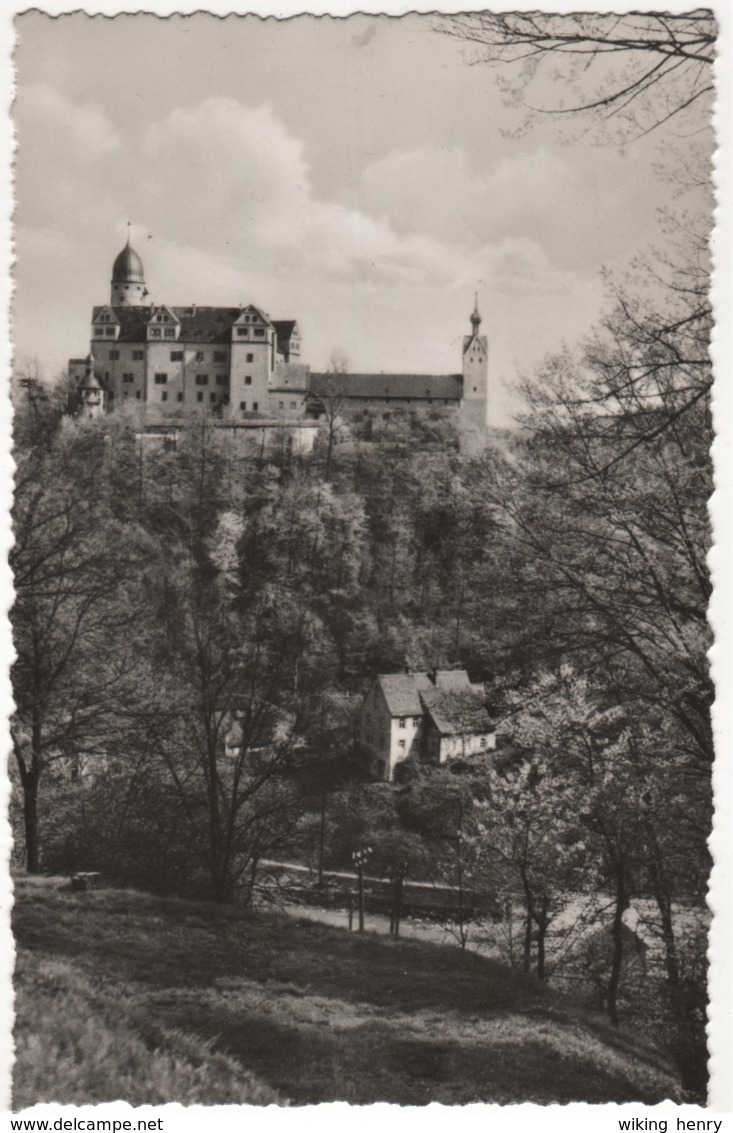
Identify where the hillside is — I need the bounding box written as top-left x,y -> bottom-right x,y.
12,876 -> 682,1108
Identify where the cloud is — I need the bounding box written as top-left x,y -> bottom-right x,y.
16,83 -> 121,163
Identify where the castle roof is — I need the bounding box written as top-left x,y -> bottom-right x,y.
309,372 -> 463,401
92,306 -> 275,344
112,240 -> 145,284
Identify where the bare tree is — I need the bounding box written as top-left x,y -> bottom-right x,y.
440,12 -> 715,140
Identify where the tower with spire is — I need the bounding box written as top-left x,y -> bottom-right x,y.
461,294 -> 489,434
110,226 -> 151,307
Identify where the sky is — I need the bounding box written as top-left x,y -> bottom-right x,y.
12,11 -> 714,425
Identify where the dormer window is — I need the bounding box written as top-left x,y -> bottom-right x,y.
149,328 -> 161,338
254,329 -> 265,337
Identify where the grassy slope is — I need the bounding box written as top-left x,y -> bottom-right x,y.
12,876 -> 682,1107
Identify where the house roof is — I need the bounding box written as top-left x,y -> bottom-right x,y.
377,673 -> 433,717
420,687 -> 493,737
309,372 -> 463,401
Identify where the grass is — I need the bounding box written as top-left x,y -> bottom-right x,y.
12,875 -> 682,1107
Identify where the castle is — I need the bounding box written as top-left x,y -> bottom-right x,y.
69,236 -> 490,439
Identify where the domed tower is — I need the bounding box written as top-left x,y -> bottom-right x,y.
461,294 -> 489,436
110,231 -> 150,307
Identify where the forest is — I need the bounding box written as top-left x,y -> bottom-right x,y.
10,216 -> 713,1094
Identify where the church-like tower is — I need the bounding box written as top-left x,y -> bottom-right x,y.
461,296 -> 489,436
110,232 -> 151,307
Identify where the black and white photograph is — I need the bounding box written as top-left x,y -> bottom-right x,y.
4,2 -> 729,1116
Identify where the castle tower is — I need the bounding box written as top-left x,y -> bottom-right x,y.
76,354 -> 106,419
110,230 -> 151,307
461,295 -> 488,437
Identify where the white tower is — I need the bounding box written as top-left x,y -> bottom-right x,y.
110,230 -> 151,307
461,295 -> 489,436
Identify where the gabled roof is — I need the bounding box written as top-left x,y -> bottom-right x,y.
377,672 -> 433,717
94,306 -> 280,345
149,304 -> 180,325
421,687 -> 493,737
92,305 -> 120,325
273,319 -> 298,339
233,304 -> 272,327
309,372 -> 463,401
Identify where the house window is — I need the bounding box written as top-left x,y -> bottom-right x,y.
164,328 -> 176,339
170,350 -> 183,361
197,392 -> 204,403
413,717 -> 420,727
214,351 -> 226,363
252,401 -> 258,411
254,328 -> 265,337
149,328 -> 161,338
122,373 -> 134,384
161,391 -> 168,402
195,374 -> 209,386
480,737 -> 487,749
154,373 -> 168,385
236,328 -> 247,337
105,327 -> 116,337
399,718 -> 406,728
132,350 -> 144,361
196,351 -> 204,362
244,375 -> 252,386
398,740 -> 406,751
240,401 -> 247,411
246,353 -> 254,362
109,350 -> 119,360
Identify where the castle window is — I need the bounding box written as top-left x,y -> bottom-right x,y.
480,737 -> 487,749
154,373 -> 168,385
132,350 -> 144,361
213,351 -> 226,363
135,392 -> 141,400
216,375 -> 228,386
197,392 -> 204,403
278,401 -> 284,410
254,329 -> 265,337
240,401 -> 247,411
473,387 -> 477,393
210,392 -> 216,403
252,401 -> 259,411
245,375 -> 252,386
161,391 -> 168,401
246,353 -> 254,362
398,740 -> 405,751
170,351 -> 183,361
149,328 -> 161,338
195,374 -> 209,386
105,327 -> 116,337
109,350 -> 119,360
196,352 -> 204,362
177,392 -> 183,402
236,328 -> 247,337
164,328 -> 175,339
122,373 -> 134,384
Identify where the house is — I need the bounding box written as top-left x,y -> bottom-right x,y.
360,669 -> 495,781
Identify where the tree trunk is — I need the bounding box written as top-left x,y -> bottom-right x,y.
523,909 -> 533,973
23,768 -> 41,874
607,867 -> 628,1027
